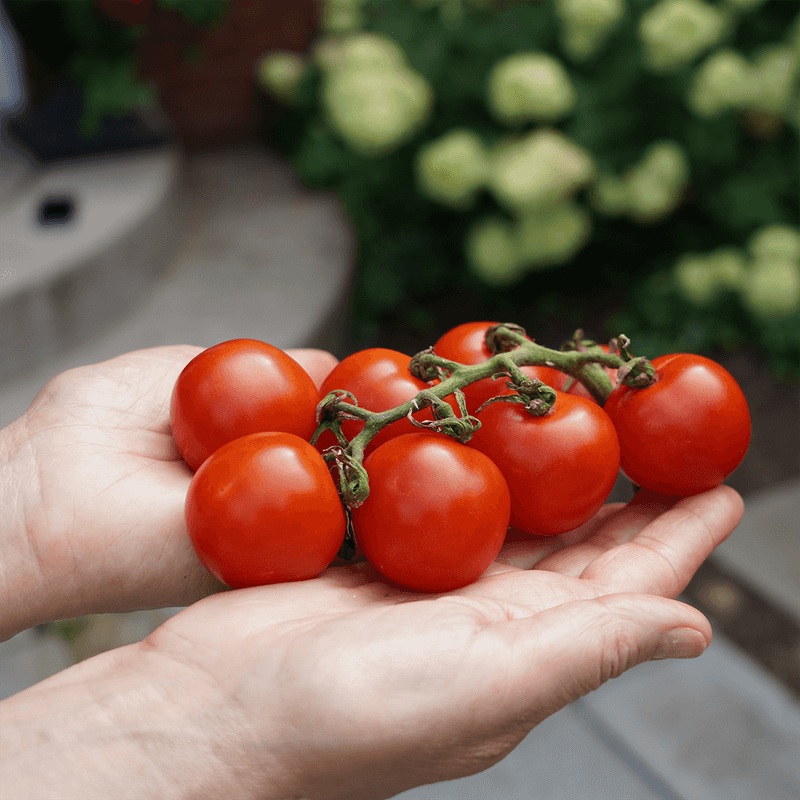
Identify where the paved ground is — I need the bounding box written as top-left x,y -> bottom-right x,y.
1,145 -> 798,799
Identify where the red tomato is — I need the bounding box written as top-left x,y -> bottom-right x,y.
186,432 -> 346,588
566,344 -> 619,402
434,321 -> 569,411
603,354 -> 751,495
171,339 -> 320,472
316,348 -> 454,455
468,391 -> 620,536
351,433 -> 511,592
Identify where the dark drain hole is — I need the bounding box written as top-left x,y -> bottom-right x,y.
38,197 -> 76,225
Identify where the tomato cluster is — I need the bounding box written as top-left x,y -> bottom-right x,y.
170,324 -> 751,594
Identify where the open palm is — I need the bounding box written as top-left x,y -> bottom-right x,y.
1,345 -> 337,637
145,485 -> 742,800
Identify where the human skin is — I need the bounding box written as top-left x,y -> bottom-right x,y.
0,346 -> 337,641
0,345 -> 744,800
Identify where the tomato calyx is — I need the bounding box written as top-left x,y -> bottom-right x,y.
484,322 -> 529,354
322,445 -> 371,508
407,389 -> 481,442
614,356 -> 658,391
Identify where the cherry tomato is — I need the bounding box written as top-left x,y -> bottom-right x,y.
186,432 -> 346,588
315,348 -> 453,455
603,354 -> 751,495
171,339 -> 320,472
565,344 -> 619,402
434,321 -> 569,411
468,391 -> 620,536
351,433 -> 511,592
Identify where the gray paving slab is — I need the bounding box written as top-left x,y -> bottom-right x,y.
713,479 -> 800,621
583,628 -> 800,800
0,146 -> 354,427
395,701 -> 669,800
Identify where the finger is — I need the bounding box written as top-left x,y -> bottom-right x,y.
495,503 -> 627,570
532,489 -> 681,577
577,485 -> 744,596
286,348 -> 339,390
470,593 -> 711,734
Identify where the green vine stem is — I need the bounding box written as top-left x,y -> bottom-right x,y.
313,323 -> 655,509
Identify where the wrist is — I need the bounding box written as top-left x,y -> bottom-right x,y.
0,416 -> 46,641
0,638 -> 293,800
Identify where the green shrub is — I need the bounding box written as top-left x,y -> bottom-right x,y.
264,0 -> 798,378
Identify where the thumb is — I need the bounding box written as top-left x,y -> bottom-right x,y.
486,593 -> 711,725
286,348 -> 339,391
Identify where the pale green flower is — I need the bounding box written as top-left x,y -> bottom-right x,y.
590,173 -> 629,217
320,0 -> 368,33
556,0 -> 626,61
515,201 -> 593,269
707,247 -> 747,290
740,259 -> 800,319
314,32 -> 408,73
322,66 -> 433,157
674,248 -> 746,304
486,52 -> 578,124
746,45 -> 798,115
639,0 -> 729,73
623,141 -> 688,222
688,48 -> 752,117
415,129 -> 489,209
722,0 -> 766,10
489,129 -> 594,210
748,225 -> 800,263
675,254 -> 720,304
339,32 -> 409,71
639,141 -> 690,189
258,52 -> 305,103
465,217 -> 524,285
625,172 -> 677,222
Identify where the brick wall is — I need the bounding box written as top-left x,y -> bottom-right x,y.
136,0 -> 318,149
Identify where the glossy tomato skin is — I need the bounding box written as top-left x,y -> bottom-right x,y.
186,432 -> 346,588
316,348 -> 450,455
603,354 -> 751,495
171,339 -> 320,472
434,321 -> 569,411
351,433 -> 511,592
468,391 -> 620,536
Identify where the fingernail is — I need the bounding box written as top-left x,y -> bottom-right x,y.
651,627 -> 708,661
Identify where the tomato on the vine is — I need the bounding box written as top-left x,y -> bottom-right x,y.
434,321 -> 569,411
316,348 -> 455,455
468,391 -> 620,536
351,433 -> 511,592
603,353 -> 751,495
171,339 -> 320,472
186,432 -> 346,588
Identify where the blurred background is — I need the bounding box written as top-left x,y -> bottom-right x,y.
1,1 -> 798,797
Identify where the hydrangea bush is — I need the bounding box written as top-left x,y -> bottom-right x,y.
261,0 -> 799,377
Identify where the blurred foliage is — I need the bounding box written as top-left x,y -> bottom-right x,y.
263,0 -> 799,377
7,0 -> 228,135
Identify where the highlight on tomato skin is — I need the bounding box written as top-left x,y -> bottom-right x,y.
603,353 -> 751,496
351,433 -> 511,593
468,390 -> 621,537
185,432 -> 346,588
170,339 -> 321,472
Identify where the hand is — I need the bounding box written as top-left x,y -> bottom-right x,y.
132,487 -> 748,798
0,345 -> 339,640
1,485 -> 742,800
